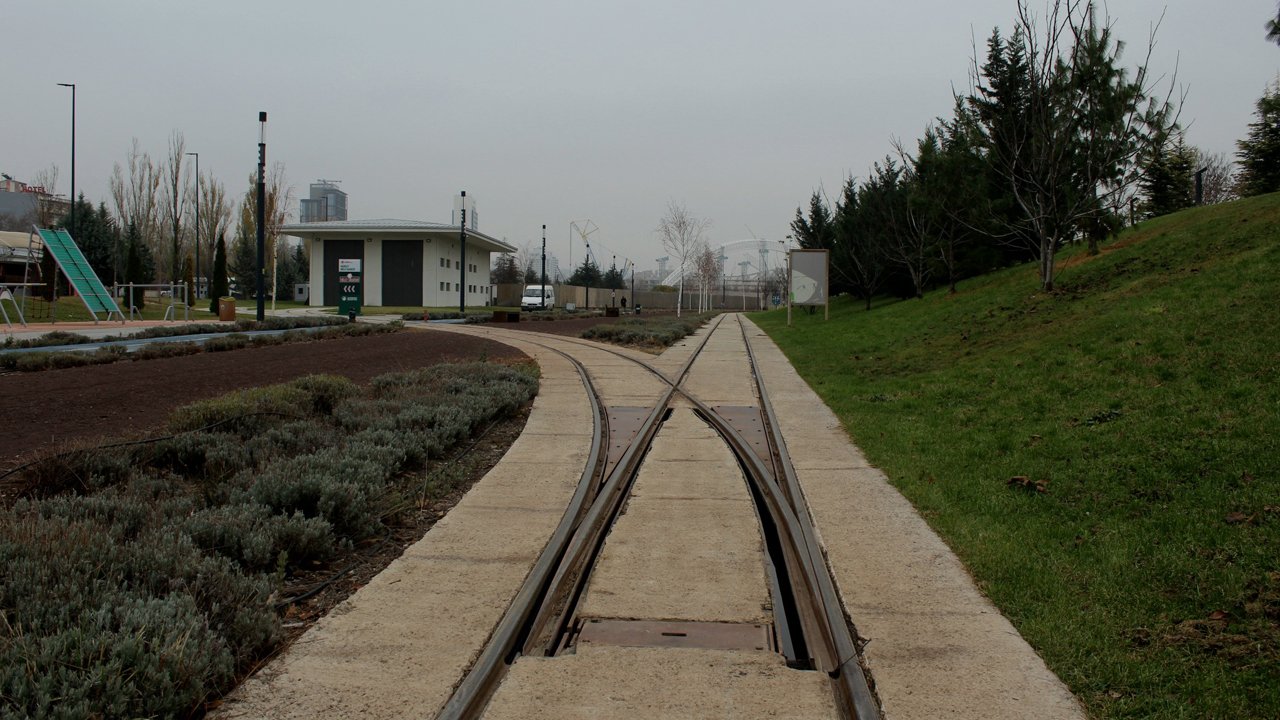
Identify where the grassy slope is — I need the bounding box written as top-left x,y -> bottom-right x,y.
753,194 -> 1280,719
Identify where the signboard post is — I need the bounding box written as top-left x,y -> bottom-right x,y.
337,258 -> 362,318
787,249 -> 829,326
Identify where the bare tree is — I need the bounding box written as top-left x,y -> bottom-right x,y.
197,174 -> 234,280
31,165 -> 60,226
970,0 -> 1177,291
694,243 -> 719,312
656,201 -> 711,317
110,139 -> 161,283
514,241 -> 538,282
161,131 -> 190,282
1191,150 -> 1236,205
236,163 -> 294,302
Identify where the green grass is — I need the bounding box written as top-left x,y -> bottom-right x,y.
752,193 -> 1280,719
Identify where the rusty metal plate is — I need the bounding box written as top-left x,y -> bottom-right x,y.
605,407 -> 653,479
574,618 -> 775,653
711,405 -> 771,468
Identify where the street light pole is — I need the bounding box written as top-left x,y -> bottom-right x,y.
541,224 -> 547,310
256,112 -> 266,322
458,190 -> 467,314
57,83 -> 75,232
187,152 -> 199,301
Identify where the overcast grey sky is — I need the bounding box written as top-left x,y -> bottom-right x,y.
7,1 -> 1278,271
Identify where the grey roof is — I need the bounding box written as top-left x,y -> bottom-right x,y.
281,218 -> 516,254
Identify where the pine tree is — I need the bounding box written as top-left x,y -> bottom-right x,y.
568,257 -> 601,286
1141,137 -> 1195,217
1236,80 -> 1280,196
124,221 -> 147,309
490,254 -> 520,284
229,226 -> 256,298
209,233 -> 229,313
181,255 -> 195,308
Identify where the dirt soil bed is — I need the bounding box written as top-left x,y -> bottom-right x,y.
0,328 -> 525,473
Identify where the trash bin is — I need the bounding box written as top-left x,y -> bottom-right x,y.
218,297 -> 236,321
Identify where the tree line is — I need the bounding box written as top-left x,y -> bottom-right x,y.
8,131 -> 307,313
793,0 -> 1280,308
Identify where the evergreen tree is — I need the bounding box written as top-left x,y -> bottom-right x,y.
123,221 -> 149,309
58,194 -> 118,284
568,257 -> 601,286
293,243 -> 309,282
181,255 -> 195,307
209,232 -> 229,313
1141,136 -> 1195,217
229,225 -> 256,298
523,263 -> 538,284
490,253 -> 520,284
968,6 -> 1168,289
1236,80 -> 1280,196
602,262 -> 626,289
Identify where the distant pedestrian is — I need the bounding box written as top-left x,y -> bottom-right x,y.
620,296 -> 628,311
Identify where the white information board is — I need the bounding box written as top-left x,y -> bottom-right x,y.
788,249 -> 829,324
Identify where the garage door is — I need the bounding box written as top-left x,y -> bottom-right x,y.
324,240 -> 364,306
382,240 -> 423,307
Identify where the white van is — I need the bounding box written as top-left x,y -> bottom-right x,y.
520,284 -> 555,311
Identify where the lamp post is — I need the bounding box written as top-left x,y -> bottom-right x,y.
256,112 -> 266,322
458,190 -> 467,314
186,152 -> 199,301
540,224 -> 547,310
57,83 -> 75,232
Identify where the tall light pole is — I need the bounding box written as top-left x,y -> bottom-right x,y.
186,151 -> 199,301
57,83 -> 75,231
256,112 -> 267,321
540,224 -> 547,310
458,190 -> 467,314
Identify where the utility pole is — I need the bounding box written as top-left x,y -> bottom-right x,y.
256,112 -> 266,322
541,224 -> 547,310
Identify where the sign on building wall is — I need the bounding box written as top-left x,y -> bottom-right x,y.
338,258 -> 362,317
788,248 -> 829,324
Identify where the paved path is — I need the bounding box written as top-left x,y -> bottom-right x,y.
217,316 -> 1086,719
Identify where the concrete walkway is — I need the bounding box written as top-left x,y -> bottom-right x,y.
215,316 -> 1086,719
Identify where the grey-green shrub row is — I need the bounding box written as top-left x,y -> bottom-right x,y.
0,322 -> 401,373
399,310 -> 491,322
2,316 -> 349,350
0,362 -> 537,719
579,312 -> 717,347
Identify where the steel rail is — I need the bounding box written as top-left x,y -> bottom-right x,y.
436,315 -> 728,719
435,346 -> 606,720
487,315 -> 880,718
737,318 -> 881,720
519,314 -> 729,656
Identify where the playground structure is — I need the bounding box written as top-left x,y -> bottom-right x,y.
1,227 -> 193,328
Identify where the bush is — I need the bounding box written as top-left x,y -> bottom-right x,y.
0,514 -> 277,719
249,452 -> 384,540
167,385 -> 310,435
131,341 -> 202,361
580,313 -> 714,348
0,361 -> 539,718
182,504 -> 335,572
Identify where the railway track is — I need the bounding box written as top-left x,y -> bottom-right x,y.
435,314 -> 879,719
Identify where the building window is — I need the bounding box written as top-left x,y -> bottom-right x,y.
439,281 -> 446,291
439,258 -> 445,268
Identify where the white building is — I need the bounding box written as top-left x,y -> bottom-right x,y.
281,219 -> 517,308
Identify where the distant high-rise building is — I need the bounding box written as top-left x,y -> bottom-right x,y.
300,180 -> 348,223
